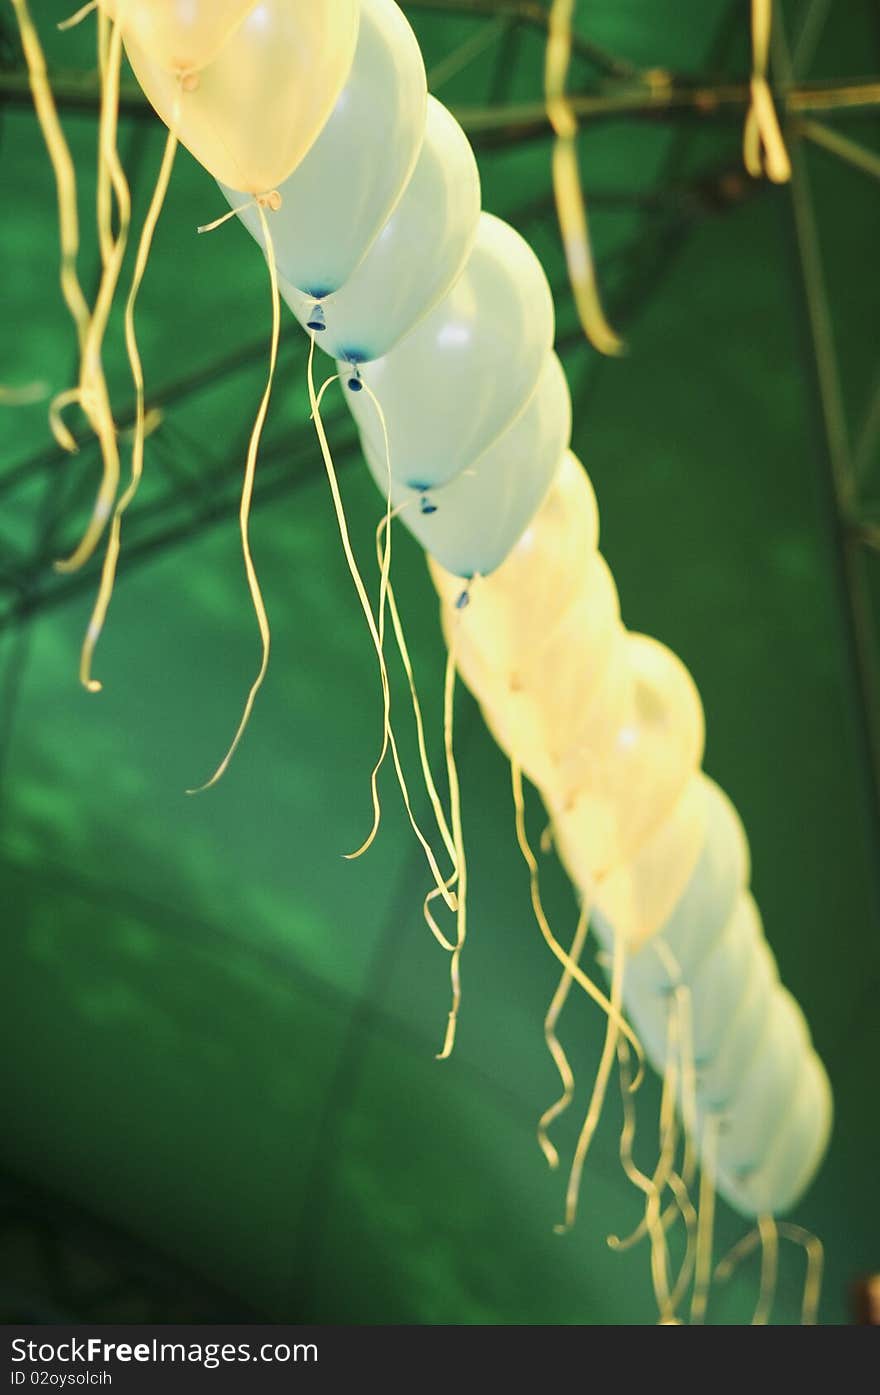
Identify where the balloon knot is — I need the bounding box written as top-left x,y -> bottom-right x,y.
307,302 -> 326,333
258,190 -> 282,213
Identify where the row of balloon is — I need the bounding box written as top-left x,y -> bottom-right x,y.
214,0 -> 832,1312
14,0 -> 828,1322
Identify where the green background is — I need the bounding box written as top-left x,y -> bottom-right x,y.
0,0 -> 878,1324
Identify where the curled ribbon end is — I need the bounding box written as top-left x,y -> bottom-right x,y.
436,1011 -> 458,1061
57,0 -> 98,31
49,419 -> 80,454
184,776 -> 220,797
344,828 -> 378,861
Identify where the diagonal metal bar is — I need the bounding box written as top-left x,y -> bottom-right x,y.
791,0 -> 833,78
0,328 -> 304,499
401,0 -> 646,78
0,425 -> 361,627
427,12 -> 509,90
773,16 -> 880,859
854,365 -> 880,486
796,116 -> 880,181
2,65 -> 879,129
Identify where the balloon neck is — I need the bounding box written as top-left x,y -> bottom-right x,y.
257,190 -> 282,213
347,364 -> 363,392
176,68 -> 200,93
455,585 -> 471,611
307,302 -> 326,333
419,490 -> 437,516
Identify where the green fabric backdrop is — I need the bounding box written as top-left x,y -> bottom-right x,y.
0,0 -> 878,1324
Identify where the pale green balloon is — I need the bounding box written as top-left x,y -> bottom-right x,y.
712,987 -> 809,1168
624,892 -> 767,1070
340,212 -> 555,491
282,97 -> 480,362
219,0 -> 426,294
362,351 -> 571,578
624,892 -> 831,1214
715,1049 -> 832,1215
674,894 -> 761,1067
686,930 -> 777,1110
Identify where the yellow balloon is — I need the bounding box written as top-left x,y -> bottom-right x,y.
125,0 -> 361,193
556,774 -> 707,950
102,1 -> 258,74
551,634 -> 705,875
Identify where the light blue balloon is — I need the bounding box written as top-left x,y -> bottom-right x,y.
362,351 -> 571,578
716,1049 -> 832,1215
693,933 -> 777,1108
713,987 -> 809,1166
281,97 -> 481,364
613,873 -> 829,1213
624,891 -> 762,1069
340,213 -> 555,491
219,0 -> 427,295
688,894 -> 762,1063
